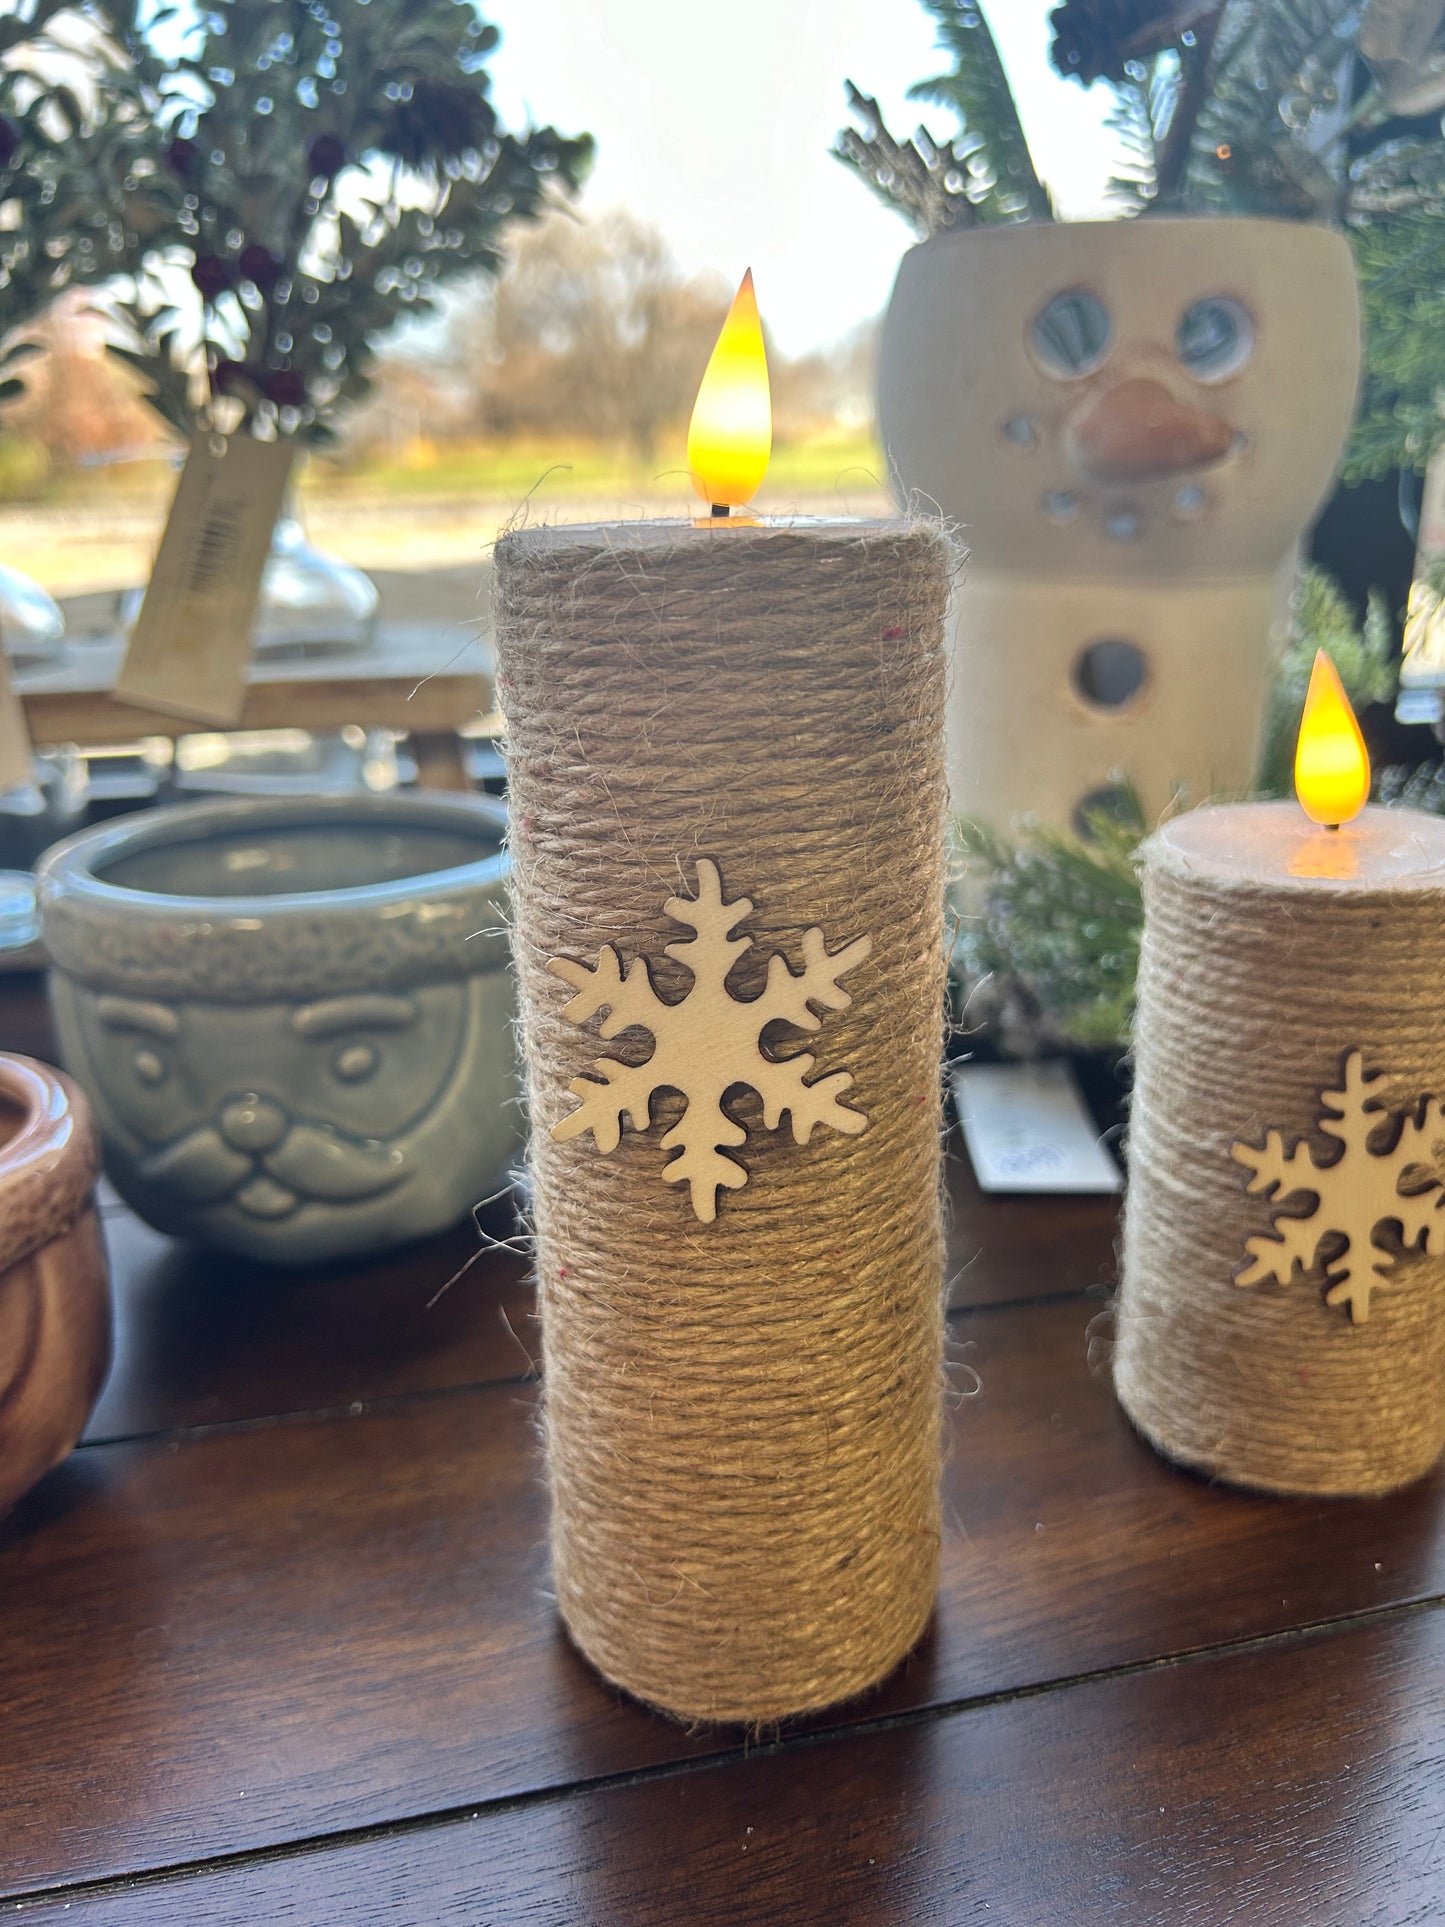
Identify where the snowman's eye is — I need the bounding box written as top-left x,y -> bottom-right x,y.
1030,291 -> 1111,377
1177,297 -> 1254,380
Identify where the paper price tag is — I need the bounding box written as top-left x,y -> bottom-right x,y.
0,647 -> 36,795
952,1059 -> 1122,1195
117,432 -> 297,726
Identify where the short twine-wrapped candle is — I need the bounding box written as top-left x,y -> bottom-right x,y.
495,518 -> 954,1723
1115,803 -> 1445,1497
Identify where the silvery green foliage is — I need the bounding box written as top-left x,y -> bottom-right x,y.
0,4 -> 176,395
103,0 -> 592,443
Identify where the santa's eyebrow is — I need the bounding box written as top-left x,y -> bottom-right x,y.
97,997 -> 181,1038
291,995 -> 417,1038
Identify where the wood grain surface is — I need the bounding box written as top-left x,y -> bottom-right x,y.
4,1291 -> 1443,1893
1,977 -> 1439,1925
14,1606 -> 1442,1925
87,1204 -> 536,1441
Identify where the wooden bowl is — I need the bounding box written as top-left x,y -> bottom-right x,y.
0,1054 -> 110,1518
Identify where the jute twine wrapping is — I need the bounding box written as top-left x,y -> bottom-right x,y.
1115,803 -> 1445,1497
494,519 -> 954,1724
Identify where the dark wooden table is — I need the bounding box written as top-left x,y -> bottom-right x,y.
2,975 -> 1442,1925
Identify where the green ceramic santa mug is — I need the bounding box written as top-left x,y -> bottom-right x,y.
38,791 -> 518,1264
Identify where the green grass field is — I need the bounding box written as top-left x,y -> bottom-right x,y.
2,430 -> 893,597
302,430 -> 887,504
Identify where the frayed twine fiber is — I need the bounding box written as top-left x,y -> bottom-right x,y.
494,518 -> 956,1724
1115,804 -> 1445,1498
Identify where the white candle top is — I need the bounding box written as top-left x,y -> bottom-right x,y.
1147,801 -> 1445,894
496,517 -> 894,553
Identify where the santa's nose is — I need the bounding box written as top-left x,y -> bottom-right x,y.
1069,377 -> 1234,482
218,1093 -> 289,1154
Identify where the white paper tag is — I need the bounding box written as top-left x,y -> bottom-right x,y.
117,432 -> 297,726
952,1059 -> 1122,1195
0,647 -> 36,793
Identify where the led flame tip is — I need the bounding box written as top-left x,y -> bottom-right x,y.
687,268 -> 771,510
1295,648 -> 1370,828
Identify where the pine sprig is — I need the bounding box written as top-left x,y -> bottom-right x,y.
1104,68 -> 1164,211
1188,0 -> 1357,216
1256,565 -> 1398,796
954,788 -> 1146,1054
833,82 -> 979,236
908,2 -> 1053,223
0,2 -> 79,59
1343,209 -> 1445,479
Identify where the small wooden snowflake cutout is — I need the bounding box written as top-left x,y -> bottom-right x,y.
1230,1050 -> 1445,1324
547,858 -> 871,1222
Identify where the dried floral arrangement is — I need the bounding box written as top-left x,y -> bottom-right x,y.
99,0 -> 592,444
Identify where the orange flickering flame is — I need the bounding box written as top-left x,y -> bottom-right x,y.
1294,649 -> 1370,828
687,268 -> 771,510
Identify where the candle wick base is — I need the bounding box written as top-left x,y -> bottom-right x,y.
710,504 -> 730,519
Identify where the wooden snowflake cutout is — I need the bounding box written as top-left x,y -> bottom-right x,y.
1230,1051 -> 1445,1325
547,858 -> 872,1222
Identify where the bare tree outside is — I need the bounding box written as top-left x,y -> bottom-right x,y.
2,201 -> 887,591
465,211 -> 731,463
343,211 -> 878,472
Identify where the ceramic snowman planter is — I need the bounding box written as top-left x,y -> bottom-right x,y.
38,792 -> 518,1264
877,216 -> 1361,837
0,1054 -> 110,1518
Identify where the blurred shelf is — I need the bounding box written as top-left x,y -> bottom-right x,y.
14,621 -> 493,747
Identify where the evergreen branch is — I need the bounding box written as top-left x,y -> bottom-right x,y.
0,0 -> 77,59
1343,207 -> 1445,478
1153,2 -> 1223,200
1105,70 -> 1161,212
954,788 -> 1146,1055
908,1 -> 1051,222
1257,566 -> 1398,796
833,81 -> 978,236
1190,0 -> 1358,216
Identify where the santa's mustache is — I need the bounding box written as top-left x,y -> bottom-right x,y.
140,1120 -> 407,1212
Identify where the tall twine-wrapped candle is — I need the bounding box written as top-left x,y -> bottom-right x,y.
1115,799 -> 1445,1496
495,517 -> 954,1722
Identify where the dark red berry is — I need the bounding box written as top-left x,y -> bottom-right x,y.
266,369 -> 307,409
191,254 -> 233,301
238,243 -> 282,291
165,134 -> 200,179
307,133 -> 345,180
0,116 -> 19,169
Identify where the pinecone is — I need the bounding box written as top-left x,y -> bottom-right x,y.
1049,0 -> 1193,85
377,77 -> 497,169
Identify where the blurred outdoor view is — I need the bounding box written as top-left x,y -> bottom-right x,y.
4,207 -> 887,595
2,0 -> 1116,601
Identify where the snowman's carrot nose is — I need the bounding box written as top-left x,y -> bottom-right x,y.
1070,377 -> 1234,483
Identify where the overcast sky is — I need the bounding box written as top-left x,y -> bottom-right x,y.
485,0 -> 1122,358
